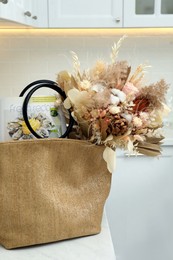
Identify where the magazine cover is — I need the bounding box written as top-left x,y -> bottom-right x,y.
0,96 -> 66,142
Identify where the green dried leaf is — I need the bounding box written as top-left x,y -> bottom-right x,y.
136,141 -> 162,156
137,147 -> 161,157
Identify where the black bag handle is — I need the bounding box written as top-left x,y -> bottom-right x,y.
20,80 -> 74,139
19,80 -> 57,97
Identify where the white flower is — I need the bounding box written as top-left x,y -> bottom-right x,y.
110,94 -> 120,105
109,105 -> 121,114
91,83 -> 105,92
111,89 -> 126,102
121,113 -> 132,122
133,116 -> 142,128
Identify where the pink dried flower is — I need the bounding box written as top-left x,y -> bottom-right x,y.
122,82 -> 139,100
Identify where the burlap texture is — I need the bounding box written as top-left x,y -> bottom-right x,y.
0,138 -> 111,249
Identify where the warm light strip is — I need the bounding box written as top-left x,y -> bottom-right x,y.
1,28 -> 173,36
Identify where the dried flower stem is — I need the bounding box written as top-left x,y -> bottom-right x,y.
129,64 -> 151,85
110,35 -> 127,63
70,51 -> 81,79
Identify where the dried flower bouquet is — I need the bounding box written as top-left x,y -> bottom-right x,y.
56,36 -> 170,172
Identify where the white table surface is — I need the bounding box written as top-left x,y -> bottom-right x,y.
0,212 -> 116,260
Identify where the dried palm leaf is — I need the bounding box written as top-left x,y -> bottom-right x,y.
145,136 -> 164,144
136,141 -> 162,156
136,147 -> 161,156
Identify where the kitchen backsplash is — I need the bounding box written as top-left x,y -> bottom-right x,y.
0,29 -> 173,133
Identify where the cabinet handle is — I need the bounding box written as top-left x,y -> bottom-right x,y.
32,16 -> 38,20
24,11 -> 32,17
0,0 -> 8,3
115,17 -> 121,23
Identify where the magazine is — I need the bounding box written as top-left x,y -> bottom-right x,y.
0,96 -> 66,142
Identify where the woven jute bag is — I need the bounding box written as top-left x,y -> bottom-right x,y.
0,138 -> 111,249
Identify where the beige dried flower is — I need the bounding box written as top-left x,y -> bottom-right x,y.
56,70 -> 71,91
140,79 -> 169,110
89,60 -> 107,81
110,35 -> 127,63
129,64 -> 151,86
101,61 -> 131,89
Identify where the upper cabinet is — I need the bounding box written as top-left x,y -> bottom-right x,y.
0,0 -> 28,26
0,0 -> 48,27
1,0 -> 173,28
48,0 -> 123,28
24,0 -> 48,27
124,0 -> 173,27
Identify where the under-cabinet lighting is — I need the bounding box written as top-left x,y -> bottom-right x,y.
0,28 -> 173,36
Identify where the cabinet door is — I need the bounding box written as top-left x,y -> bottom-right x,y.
0,0 -> 27,25
48,0 -> 122,28
106,146 -> 173,260
0,0 -> 48,27
124,0 -> 173,27
24,0 -> 48,27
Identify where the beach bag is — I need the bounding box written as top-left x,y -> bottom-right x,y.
0,80 -> 111,249
0,138 -> 111,249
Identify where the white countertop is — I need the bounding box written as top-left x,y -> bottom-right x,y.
0,212 -> 116,260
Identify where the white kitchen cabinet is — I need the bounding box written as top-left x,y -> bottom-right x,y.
0,0 -> 28,26
106,145 -> 173,260
0,0 -> 48,27
124,0 -> 173,27
48,0 -> 123,28
1,0 -> 173,29
24,0 -> 48,27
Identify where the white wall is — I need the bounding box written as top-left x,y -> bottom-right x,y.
0,30 -> 173,96
0,29 -> 173,260
0,29 -> 172,133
